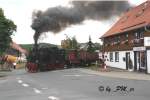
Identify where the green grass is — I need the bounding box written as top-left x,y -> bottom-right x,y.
20,44 -> 33,51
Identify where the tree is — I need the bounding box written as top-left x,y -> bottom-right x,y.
87,35 -> 95,52
71,36 -> 79,50
0,8 -> 16,55
61,35 -> 79,50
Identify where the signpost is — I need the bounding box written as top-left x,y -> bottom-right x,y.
133,47 -> 146,51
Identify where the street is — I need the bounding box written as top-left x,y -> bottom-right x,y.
0,68 -> 150,100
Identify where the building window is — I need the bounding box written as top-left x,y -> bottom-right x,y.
135,10 -> 144,17
113,36 -> 120,45
125,34 -> 128,40
110,52 -> 113,62
135,32 -> 138,39
117,36 -> 120,43
140,31 -> 144,39
115,52 -> 119,62
134,31 -> 143,39
121,16 -> 129,23
134,31 -> 144,44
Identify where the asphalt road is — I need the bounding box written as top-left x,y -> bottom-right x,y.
0,68 -> 150,100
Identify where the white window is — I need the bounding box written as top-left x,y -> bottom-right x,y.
110,52 -> 113,62
115,52 -> 119,62
125,34 -> 128,40
134,31 -> 143,39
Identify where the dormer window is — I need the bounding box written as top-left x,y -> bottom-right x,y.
135,10 -> 144,17
121,16 -> 129,23
143,1 -> 148,10
135,2 -> 148,18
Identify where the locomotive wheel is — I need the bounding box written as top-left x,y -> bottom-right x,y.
31,65 -> 38,73
25,63 -> 38,73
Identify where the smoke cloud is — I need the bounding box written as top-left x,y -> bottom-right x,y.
31,1 -> 132,44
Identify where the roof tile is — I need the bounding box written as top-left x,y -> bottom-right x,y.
101,1 -> 150,38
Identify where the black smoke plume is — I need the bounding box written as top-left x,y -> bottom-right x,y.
31,1 -> 132,45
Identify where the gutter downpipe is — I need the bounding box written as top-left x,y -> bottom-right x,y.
101,37 -> 107,70
144,24 -> 150,74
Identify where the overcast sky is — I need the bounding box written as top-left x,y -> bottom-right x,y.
0,0 -> 147,45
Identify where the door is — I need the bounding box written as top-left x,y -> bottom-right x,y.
139,51 -> 147,72
134,51 -> 139,71
134,51 -> 147,72
126,52 -> 134,71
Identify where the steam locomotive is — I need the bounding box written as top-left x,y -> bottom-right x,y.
25,46 -> 98,73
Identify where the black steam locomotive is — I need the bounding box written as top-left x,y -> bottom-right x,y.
26,46 -> 98,73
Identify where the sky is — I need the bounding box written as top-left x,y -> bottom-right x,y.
0,0 -> 147,45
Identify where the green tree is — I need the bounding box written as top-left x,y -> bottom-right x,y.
61,35 -> 79,50
87,35 -> 95,52
0,8 -> 16,55
71,36 -> 79,50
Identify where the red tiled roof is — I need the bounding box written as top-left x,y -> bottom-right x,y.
101,1 -> 150,38
10,42 -> 28,54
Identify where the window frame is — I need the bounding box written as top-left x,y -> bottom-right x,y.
125,34 -> 128,41
110,52 -> 113,62
134,31 -> 144,39
115,52 -> 119,62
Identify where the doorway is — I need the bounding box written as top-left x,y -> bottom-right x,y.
126,52 -> 133,71
134,51 -> 147,72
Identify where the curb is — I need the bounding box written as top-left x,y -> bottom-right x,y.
0,73 -> 7,78
0,70 -> 11,78
79,68 -> 150,81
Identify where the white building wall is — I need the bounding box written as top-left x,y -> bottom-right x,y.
104,51 -> 134,70
147,50 -> 150,73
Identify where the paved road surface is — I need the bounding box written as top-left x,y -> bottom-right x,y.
0,68 -> 150,100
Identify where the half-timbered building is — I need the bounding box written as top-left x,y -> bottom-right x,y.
101,1 -> 150,73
